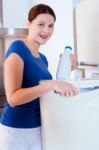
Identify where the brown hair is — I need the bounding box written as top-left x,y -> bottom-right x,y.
28,4 -> 56,22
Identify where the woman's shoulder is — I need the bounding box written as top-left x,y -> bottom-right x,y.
5,40 -> 26,61
9,40 -> 25,49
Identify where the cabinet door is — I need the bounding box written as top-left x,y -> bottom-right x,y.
76,0 -> 99,63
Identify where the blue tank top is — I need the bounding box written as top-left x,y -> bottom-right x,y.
1,40 -> 52,128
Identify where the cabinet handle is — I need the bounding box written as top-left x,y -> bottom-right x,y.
79,86 -> 99,93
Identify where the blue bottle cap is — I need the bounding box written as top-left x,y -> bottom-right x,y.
65,46 -> 72,50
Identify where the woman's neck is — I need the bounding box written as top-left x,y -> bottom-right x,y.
23,37 -> 40,57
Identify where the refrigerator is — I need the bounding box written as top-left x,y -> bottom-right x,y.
40,79 -> 99,150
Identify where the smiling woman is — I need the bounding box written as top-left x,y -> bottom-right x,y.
0,3 -> 78,150
25,13 -> 55,52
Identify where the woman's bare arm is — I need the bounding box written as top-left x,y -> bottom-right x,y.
4,53 -> 78,107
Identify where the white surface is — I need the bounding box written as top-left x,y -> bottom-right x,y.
40,79 -> 99,150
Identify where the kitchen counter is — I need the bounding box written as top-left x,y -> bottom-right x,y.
40,79 -> 99,150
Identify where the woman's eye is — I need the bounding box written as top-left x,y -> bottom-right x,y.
49,25 -> 54,28
39,24 -> 44,26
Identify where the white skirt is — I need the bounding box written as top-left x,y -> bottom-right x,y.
0,123 -> 41,150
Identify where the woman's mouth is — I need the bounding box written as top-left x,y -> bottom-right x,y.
39,34 -> 48,39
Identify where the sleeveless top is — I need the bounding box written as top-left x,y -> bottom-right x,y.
0,40 -> 52,128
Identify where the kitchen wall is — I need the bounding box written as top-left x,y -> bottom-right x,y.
2,0 -> 74,78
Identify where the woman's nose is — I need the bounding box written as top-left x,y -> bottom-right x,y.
43,27 -> 49,33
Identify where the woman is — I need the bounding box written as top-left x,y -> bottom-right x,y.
0,4 -> 78,150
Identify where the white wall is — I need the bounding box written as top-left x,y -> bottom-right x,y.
72,0 -> 81,9
3,0 -> 29,28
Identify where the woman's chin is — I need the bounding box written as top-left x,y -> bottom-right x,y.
39,40 -> 48,45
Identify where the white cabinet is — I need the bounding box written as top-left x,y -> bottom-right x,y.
76,0 -> 99,64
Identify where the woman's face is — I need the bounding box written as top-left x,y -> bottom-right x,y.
28,14 -> 55,45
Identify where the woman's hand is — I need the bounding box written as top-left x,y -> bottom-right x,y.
60,53 -> 77,70
70,54 -> 77,70
49,80 -> 78,97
